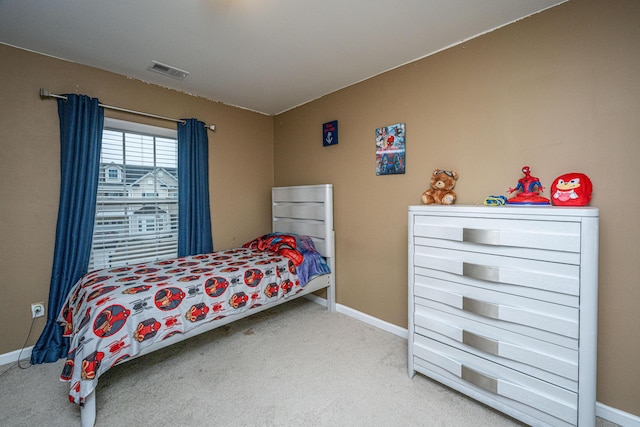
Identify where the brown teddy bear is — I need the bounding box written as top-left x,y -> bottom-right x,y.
422,169 -> 458,205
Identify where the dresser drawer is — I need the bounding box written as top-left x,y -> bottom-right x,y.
413,214 -> 581,253
414,279 -> 579,346
414,244 -> 580,298
415,262 -> 578,308
413,335 -> 578,426
414,306 -> 578,387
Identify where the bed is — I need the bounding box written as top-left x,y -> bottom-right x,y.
58,184 -> 335,427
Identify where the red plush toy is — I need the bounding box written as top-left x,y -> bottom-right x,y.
550,173 -> 593,206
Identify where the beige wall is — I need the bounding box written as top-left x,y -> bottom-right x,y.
274,0 -> 640,417
0,44 -> 274,354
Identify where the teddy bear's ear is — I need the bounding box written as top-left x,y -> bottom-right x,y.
450,170 -> 459,179
432,169 -> 440,176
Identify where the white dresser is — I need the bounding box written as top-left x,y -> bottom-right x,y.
408,205 -> 599,427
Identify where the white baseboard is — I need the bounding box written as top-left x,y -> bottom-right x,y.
304,294 -> 408,338
597,402 -> 640,427
306,295 -> 640,427
337,304 -> 408,339
0,346 -> 33,367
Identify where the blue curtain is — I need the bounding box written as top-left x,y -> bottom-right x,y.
31,95 -> 104,364
177,119 -> 213,256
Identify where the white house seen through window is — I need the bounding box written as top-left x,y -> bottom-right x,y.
89,118 -> 179,269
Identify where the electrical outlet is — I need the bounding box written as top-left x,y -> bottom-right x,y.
31,302 -> 45,319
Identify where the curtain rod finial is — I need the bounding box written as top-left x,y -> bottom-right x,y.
40,88 -> 51,98
208,124 -> 216,132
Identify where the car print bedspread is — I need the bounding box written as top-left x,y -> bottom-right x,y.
58,245 -> 307,405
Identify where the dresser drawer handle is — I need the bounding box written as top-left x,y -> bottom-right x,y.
461,365 -> 498,394
462,262 -> 499,282
462,330 -> 499,355
462,228 -> 501,245
462,297 -> 499,319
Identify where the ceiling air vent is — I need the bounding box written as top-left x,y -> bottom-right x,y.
147,61 -> 189,80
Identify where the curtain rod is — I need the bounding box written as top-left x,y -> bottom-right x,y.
39,89 -> 216,132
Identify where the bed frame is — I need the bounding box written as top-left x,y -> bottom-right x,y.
79,184 -> 335,427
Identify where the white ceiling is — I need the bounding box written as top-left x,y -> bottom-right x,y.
0,0 -> 565,115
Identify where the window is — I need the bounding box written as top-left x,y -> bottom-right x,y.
106,167 -> 121,182
89,118 -> 178,269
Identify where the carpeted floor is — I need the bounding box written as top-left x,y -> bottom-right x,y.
0,298 -> 618,427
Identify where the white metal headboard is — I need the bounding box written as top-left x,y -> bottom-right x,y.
271,184 -> 334,259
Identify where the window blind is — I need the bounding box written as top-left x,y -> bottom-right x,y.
89,120 -> 178,270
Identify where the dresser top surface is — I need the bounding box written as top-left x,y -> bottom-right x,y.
409,205 -> 599,217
